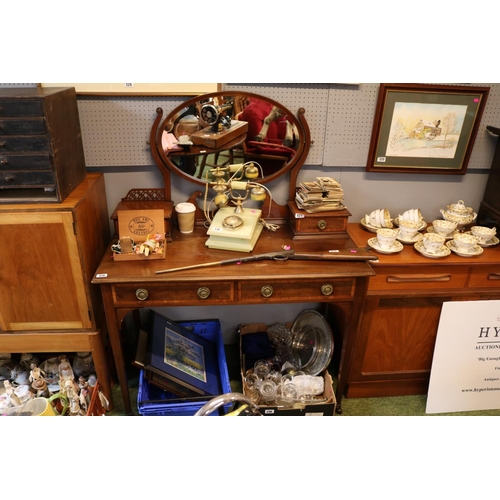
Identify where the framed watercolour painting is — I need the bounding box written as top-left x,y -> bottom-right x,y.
146,312 -> 221,397
366,83 -> 490,174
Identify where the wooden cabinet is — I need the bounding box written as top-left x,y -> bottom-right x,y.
0,86 -> 86,203
346,223 -> 500,398
0,173 -> 113,406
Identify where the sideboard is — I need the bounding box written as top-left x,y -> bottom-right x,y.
346,222 -> 500,398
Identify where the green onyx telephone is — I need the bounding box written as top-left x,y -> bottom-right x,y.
203,162 -> 272,252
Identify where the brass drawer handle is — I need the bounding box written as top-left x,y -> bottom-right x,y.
197,286 -> 211,299
261,285 -> 274,298
387,274 -> 451,283
488,273 -> 500,280
321,284 -> 334,296
135,288 -> 149,301
0,158 -> 7,165
318,220 -> 327,230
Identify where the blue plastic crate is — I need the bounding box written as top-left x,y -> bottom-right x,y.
137,319 -> 231,416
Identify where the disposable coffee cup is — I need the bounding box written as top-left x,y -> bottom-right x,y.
175,202 -> 196,233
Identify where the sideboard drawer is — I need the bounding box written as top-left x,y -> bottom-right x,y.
112,281 -> 235,306
238,278 -> 355,303
468,265 -> 500,289
368,265 -> 469,292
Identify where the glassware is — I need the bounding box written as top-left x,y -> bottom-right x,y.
254,359 -> 271,379
259,379 -> 277,402
244,372 -> 260,390
281,382 -> 298,403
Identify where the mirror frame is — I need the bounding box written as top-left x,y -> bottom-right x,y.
150,91 -> 311,202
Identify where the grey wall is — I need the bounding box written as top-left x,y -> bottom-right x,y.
4,83 -> 498,343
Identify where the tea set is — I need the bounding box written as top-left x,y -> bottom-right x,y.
362,200 -> 497,258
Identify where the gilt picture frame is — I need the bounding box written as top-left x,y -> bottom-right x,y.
366,83 -> 490,175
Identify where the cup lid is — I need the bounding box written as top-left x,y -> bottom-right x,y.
175,202 -> 196,213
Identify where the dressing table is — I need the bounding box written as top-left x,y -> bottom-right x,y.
92,91 -> 375,415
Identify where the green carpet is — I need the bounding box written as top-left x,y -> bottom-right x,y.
106,345 -> 500,416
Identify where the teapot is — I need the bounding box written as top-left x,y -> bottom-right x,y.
440,200 -> 477,227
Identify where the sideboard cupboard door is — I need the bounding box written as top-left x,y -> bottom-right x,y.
0,211 -> 92,331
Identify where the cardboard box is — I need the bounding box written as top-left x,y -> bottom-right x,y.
114,209 -> 166,261
239,322 -> 336,416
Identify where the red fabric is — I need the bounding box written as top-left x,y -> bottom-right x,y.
239,98 -> 288,143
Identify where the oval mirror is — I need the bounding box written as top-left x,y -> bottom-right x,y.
150,91 -> 310,189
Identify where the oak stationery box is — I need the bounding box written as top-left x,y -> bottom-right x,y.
0,86 -> 86,203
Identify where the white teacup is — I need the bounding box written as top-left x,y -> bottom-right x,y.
453,232 -> 478,253
422,232 -> 446,254
400,208 -> 422,223
367,208 -> 391,228
432,219 -> 457,237
398,219 -> 420,240
470,226 -> 496,244
376,228 -> 399,249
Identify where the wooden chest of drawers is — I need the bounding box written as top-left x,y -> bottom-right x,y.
0,87 -> 86,203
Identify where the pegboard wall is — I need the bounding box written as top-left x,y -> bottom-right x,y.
3,83 -> 499,169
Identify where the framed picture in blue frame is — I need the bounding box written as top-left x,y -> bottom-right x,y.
146,312 -> 221,397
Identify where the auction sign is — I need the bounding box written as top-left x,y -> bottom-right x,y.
426,300 -> 500,414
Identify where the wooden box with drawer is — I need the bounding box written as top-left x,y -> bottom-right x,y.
0,86 -> 86,203
287,201 -> 351,239
344,222 -> 500,398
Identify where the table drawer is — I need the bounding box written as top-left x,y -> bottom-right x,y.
238,278 -> 355,303
0,99 -> 43,117
0,117 -> 46,135
0,154 -> 51,171
468,265 -> 500,289
368,265 -> 469,292
112,281 -> 235,306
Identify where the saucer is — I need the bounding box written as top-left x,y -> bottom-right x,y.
368,237 -> 403,254
445,240 -> 484,257
397,232 -> 423,244
426,226 -> 457,240
463,232 -> 499,247
394,217 -> 427,231
414,241 -> 451,258
478,235 -> 499,247
361,218 -> 393,233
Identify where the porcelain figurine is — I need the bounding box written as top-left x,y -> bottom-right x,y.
3,380 -> 22,407
65,379 -> 85,416
58,355 -> 75,383
29,364 -> 50,398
